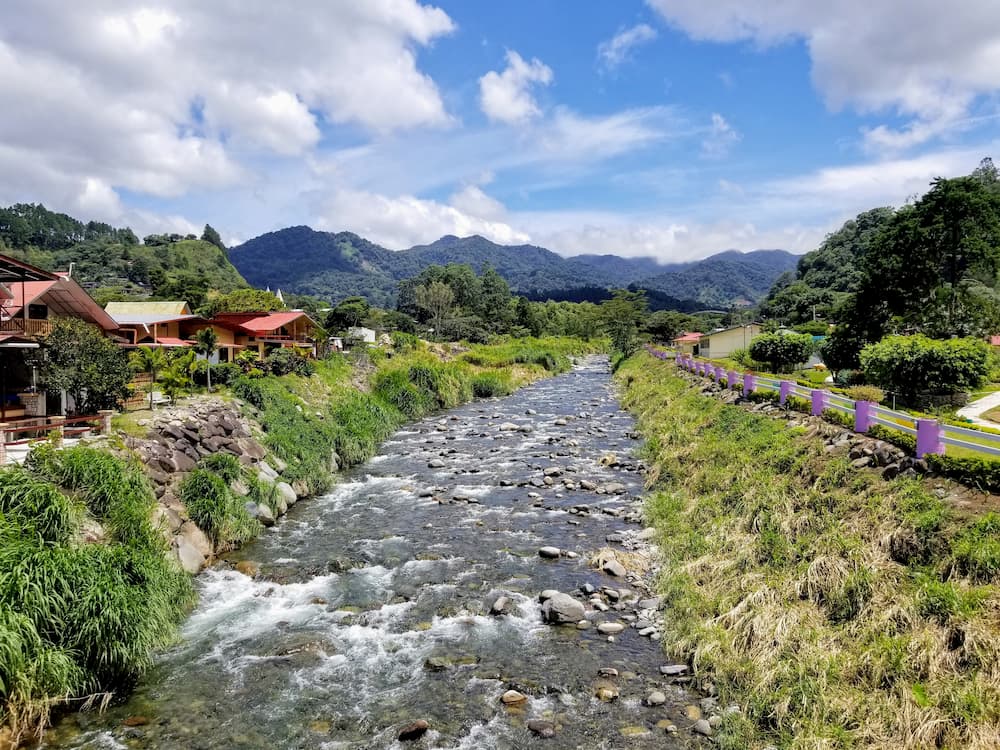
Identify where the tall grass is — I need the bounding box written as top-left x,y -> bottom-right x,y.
0,447 -> 193,742
617,352 -> 1000,749
179,469 -> 259,550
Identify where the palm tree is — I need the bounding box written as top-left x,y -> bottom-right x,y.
193,327 -> 219,392
129,346 -> 168,410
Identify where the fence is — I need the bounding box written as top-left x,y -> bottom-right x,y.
650,347 -> 1000,461
0,412 -> 112,465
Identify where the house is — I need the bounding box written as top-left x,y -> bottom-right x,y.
213,311 -> 319,357
105,301 -> 244,362
105,301 -> 199,348
698,324 -> 763,360
672,331 -> 703,356
346,326 -> 377,344
0,253 -> 118,421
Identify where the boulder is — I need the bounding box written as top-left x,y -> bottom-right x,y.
501,690 -> 527,705
538,546 -> 561,559
602,559 -> 627,578
527,719 -> 556,738
256,504 -> 276,527
541,593 -> 585,624
646,691 -> 666,706
597,622 -> 625,635
276,482 -> 297,507
397,720 -> 429,742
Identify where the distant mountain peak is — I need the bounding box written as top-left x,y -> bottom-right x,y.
229,227 -> 797,310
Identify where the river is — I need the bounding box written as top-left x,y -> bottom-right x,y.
44,357 -> 708,749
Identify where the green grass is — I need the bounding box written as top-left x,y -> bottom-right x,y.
0,447 -> 193,742
180,469 -> 260,550
617,352 -> 1000,750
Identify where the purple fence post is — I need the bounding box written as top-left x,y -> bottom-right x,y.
779,381 -> 793,405
727,370 -> 738,389
854,401 -> 874,433
810,389 -> 828,416
743,373 -> 756,393
916,419 -> 945,458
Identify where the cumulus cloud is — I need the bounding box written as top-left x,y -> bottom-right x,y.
315,188 -> 530,249
0,0 -> 454,223
597,24 -> 658,68
645,0 -> 1000,150
479,51 -> 554,125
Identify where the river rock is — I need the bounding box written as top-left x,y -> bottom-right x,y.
257,504 -> 276,527
646,690 -> 667,706
597,622 -> 625,635
499,423 -> 519,431
541,593 -> 585,624
276,481 -> 297,507
491,596 -> 512,615
660,664 -> 688,676
538,546 -> 561,559
692,719 -> 713,736
501,690 -> 527,705
602,559 -> 627,577
398,720 -> 429,741
428,459 -> 446,468
527,719 -> 556,738
235,560 -> 259,577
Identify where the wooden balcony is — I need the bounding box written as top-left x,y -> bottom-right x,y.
0,318 -> 53,337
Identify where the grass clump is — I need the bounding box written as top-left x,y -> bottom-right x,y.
471,371 -> 514,397
179,469 -> 259,550
617,351 -> 1000,750
0,447 -> 192,743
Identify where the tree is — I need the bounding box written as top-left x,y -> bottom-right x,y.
325,296 -> 371,332
860,335 -> 990,402
382,310 -> 417,333
600,289 -> 647,358
201,224 -> 226,251
415,281 -> 455,337
748,332 -> 815,373
42,319 -> 131,414
477,265 -> 512,332
129,346 -> 169,409
193,328 -> 219,392
644,310 -> 698,343
159,351 -> 196,403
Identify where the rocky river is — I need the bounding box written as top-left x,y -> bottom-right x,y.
44,357 -> 716,749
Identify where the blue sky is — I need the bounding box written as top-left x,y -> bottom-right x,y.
1,0 -> 999,260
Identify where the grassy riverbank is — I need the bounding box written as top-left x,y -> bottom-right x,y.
0,337 -> 596,741
617,352 -> 1000,749
0,447 -> 194,746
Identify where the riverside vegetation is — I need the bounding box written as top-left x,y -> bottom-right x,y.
617,351 -> 1000,749
0,336 -> 596,745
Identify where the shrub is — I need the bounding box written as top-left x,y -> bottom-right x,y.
746,389 -> 779,404
373,369 -> 432,420
266,348 -> 315,377
198,453 -> 242,484
471,372 -> 514,397
179,469 -> 259,550
231,376 -> 265,408
860,335 -> 990,401
845,385 -> 884,403
0,468 -> 77,544
748,332 -> 815,373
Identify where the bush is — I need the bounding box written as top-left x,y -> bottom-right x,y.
926,455 -> 1000,495
198,453 -> 242,484
231,376 -> 265,408
266,348 -> 315,377
373,369 -> 433,420
845,385 -> 884,403
179,470 -> 259,550
746,389 -> 779,404
192,361 -> 241,387
860,335 -> 990,401
471,372 -> 514,397
749,332 -> 815,373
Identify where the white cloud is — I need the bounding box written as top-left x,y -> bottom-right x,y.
645,0 -> 1000,150
315,188 -> 530,249
449,184 -> 508,221
0,0 -> 455,221
479,50 -> 554,125
701,113 -> 741,157
597,24 -> 658,68
536,107 -> 674,161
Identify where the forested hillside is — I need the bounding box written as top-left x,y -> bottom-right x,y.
229,225 -> 797,309
0,204 -> 248,308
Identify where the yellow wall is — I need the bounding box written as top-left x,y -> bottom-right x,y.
699,325 -> 762,359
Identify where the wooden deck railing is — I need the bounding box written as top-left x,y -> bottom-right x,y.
0,318 -> 53,337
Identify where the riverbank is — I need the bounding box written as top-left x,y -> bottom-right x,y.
0,337 -> 597,746
43,355 -> 710,749
616,352 -> 1000,749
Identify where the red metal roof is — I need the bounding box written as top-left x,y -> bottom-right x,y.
0,278 -> 117,331
238,311 -> 313,333
151,337 -> 192,347
990,335 -> 1000,346
674,332 -> 703,343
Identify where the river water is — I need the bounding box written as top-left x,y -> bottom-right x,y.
45,357 -> 705,749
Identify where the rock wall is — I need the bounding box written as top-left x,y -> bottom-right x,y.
122,397 -> 304,574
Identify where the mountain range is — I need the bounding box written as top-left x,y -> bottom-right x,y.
229,226 -> 798,309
